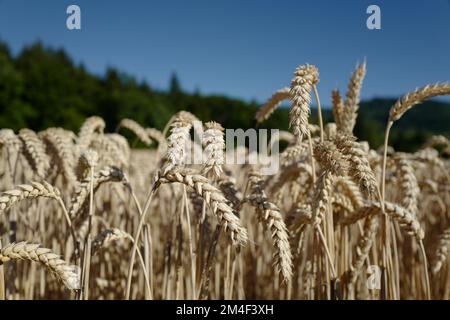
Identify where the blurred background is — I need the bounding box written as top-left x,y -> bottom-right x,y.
0,0 -> 449,151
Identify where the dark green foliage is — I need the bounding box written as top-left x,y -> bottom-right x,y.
0,41 -> 448,151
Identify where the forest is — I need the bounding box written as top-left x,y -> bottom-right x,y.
1,41 -> 449,152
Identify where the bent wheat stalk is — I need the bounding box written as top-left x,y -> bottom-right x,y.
245,171 -> 293,282
255,87 -> 290,123
155,169 -> 248,246
117,119 -> 153,146
0,181 -> 78,257
18,128 -> 50,179
0,242 -> 80,290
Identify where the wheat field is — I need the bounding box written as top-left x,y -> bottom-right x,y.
0,63 -> 449,300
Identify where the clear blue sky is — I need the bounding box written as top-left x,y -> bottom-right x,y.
0,0 -> 449,104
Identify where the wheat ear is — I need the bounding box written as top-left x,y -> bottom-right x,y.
289,64 -> 319,143
333,134 -> 378,198
39,128 -> 77,184
18,128 -> 50,178
91,228 -> 133,254
432,228 -> 450,274
348,215 -> 378,285
162,110 -> 198,137
312,141 -> 346,226
77,116 -> 105,150
218,173 -> 242,211
91,135 -> 129,169
69,166 -> 124,219
332,89 -> 344,130
245,171 -> 293,282
0,241 -> 80,290
155,168 -> 247,246
202,121 -> 225,178
339,201 -> 424,239
161,115 -> 192,174
393,155 -> 419,215
118,118 -> 153,146
341,61 -> 366,134
389,83 -> 450,122
382,83 -> 450,213
255,87 -> 290,123
146,127 -> 167,154
0,129 -> 21,152
0,181 -> 61,212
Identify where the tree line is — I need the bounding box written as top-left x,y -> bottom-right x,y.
0,41 -> 448,151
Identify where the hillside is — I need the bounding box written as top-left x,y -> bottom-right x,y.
0,41 -> 448,151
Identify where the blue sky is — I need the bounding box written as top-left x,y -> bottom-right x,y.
0,0 -> 449,104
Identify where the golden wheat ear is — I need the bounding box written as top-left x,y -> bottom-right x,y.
245,170 -> 293,282
289,64 -> 319,144
0,242 -> 80,290
255,87 -> 290,123
117,118 -> 153,146
156,168 -> 248,246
